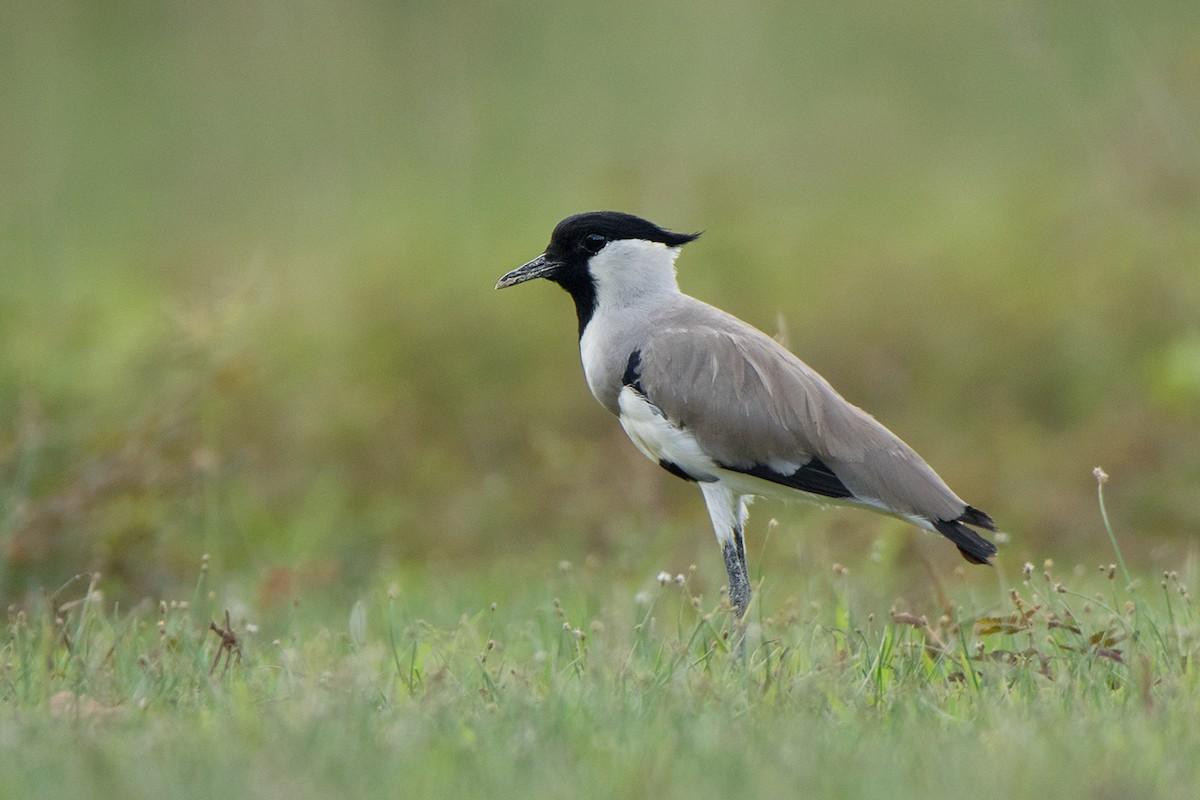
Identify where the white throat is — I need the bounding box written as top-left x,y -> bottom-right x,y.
578,239 -> 684,412
587,239 -> 682,312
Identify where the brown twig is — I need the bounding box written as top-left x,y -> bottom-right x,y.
209,610 -> 243,675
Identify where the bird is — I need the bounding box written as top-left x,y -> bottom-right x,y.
496,211 -> 998,619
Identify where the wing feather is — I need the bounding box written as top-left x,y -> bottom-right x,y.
636,299 -> 968,524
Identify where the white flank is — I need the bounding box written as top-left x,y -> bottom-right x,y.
617,386 -> 718,481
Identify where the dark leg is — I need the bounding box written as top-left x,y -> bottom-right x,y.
700,484 -> 753,620
723,524 -> 751,619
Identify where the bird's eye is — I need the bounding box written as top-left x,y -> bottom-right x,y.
581,233 -> 607,254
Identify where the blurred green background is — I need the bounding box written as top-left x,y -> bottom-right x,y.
1,1 -> 1198,605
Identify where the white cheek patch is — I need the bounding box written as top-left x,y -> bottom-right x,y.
617,386 -> 718,481
588,240 -> 680,308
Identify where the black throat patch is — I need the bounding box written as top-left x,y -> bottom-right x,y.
551,266 -> 597,338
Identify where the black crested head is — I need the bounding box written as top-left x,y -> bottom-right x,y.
542,212 -> 700,337
547,211 -> 701,256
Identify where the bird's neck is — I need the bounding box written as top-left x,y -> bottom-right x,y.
558,240 -> 683,340
553,264 -> 599,338
589,240 -> 681,315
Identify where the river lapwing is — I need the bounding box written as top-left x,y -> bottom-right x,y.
496,211 -> 997,618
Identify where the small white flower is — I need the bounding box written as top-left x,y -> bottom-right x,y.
656,571 -> 671,586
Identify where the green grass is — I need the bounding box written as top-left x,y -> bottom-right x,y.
4,495 -> 1200,799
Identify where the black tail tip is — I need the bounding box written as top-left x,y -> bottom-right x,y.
957,545 -> 995,566
934,511 -> 999,566
959,505 -> 997,532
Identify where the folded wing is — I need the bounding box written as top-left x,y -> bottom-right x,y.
634,300 -> 997,563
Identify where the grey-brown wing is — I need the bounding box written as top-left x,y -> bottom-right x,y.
634,302 -> 968,524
